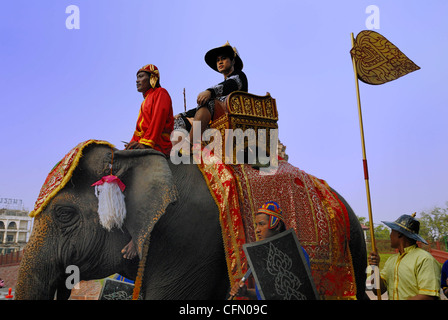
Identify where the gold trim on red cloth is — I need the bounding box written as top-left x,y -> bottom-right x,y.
30,140 -> 114,218
232,162 -> 357,300
140,138 -> 156,148
198,152 -> 357,299
196,153 -> 248,288
137,64 -> 160,89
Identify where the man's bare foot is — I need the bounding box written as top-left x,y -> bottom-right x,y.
121,240 -> 137,259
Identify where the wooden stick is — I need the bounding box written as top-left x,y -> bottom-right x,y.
351,32 -> 381,300
183,88 -> 186,112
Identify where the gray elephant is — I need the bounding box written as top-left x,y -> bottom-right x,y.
16,142 -> 368,300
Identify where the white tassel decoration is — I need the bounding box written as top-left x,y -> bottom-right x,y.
92,175 -> 126,231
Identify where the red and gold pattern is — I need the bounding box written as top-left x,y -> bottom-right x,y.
199,156 -> 357,300
32,140 -> 356,299
130,87 -> 173,156
234,162 -> 356,299
30,140 -> 114,218
196,152 -> 248,289
137,64 -> 160,89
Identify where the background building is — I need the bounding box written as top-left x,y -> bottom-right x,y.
0,205 -> 32,254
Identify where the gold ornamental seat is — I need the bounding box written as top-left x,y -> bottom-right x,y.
209,91 -> 278,163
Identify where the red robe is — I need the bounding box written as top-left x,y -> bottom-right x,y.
130,87 -> 174,155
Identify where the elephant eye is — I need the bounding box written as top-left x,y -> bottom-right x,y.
54,206 -> 79,225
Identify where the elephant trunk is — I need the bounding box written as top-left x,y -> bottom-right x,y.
16,247 -> 64,299
15,217 -> 66,300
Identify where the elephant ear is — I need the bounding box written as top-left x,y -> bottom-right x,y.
114,149 -> 178,258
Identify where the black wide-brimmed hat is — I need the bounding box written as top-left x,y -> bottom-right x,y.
382,213 -> 428,244
204,41 -> 243,72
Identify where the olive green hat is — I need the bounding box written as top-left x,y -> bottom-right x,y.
382,213 -> 428,245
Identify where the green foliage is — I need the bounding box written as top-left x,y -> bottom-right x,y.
358,203 -> 448,244
357,215 -> 390,240
358,204 -> 448,254
418,203 -> 448,243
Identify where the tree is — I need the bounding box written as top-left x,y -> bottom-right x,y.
357,215 -> 392,253
357,216 -> 390,240
418,203 -> 448,243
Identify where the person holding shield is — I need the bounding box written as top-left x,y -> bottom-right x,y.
229,201 -> 310,299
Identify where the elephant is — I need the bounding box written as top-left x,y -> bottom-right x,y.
16,142 -> 368,300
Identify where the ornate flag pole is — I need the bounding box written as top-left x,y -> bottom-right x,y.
350,32 -> 381,299
350,32 -> 377,255
350,30 -> 420,299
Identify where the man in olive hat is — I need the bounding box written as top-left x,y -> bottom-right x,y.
174,42 -> 248,146
368,213 -> 441,300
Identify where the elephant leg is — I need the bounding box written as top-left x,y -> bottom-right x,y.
140,203 -> 229,299
139,163 -> 229,299
349,213 -> 369,300
332,189 -> 369,300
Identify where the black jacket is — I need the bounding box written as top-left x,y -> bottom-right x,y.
206,69 -> 248,99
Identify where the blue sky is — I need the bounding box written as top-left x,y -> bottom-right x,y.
1,0 -> 447,226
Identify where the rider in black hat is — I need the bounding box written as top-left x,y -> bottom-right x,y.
174,41 -> 248,146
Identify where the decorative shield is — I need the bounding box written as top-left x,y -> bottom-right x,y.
243,229 -> 319,300
99,278 -> 142,300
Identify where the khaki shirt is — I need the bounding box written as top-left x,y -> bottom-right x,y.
381,245 -> 441,300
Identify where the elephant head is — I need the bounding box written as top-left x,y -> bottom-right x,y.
16,141 -> 177,299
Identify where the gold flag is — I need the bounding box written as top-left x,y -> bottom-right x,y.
350,30 -> 420,85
